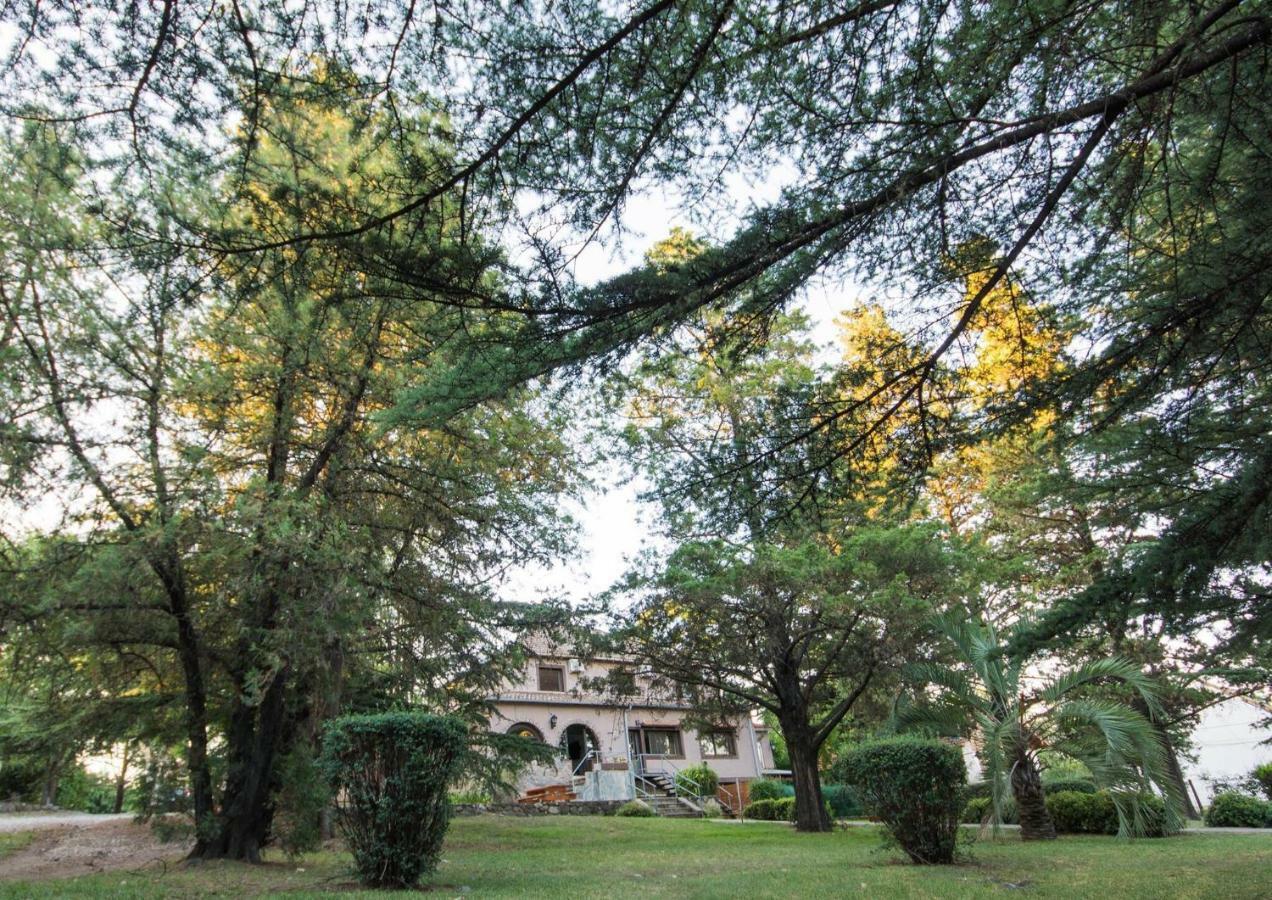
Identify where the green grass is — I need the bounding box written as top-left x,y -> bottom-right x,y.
1,816 -> 1269,898
0,832 -> 36,862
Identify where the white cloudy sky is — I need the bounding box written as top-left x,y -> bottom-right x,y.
499,182 -> 863,609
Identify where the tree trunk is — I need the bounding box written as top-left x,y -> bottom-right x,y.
783,721 -> 830,832
193,665 -> 292,862
41,758 -> 60,808
1011,750 -> 1056,841
113,749 -> 131,815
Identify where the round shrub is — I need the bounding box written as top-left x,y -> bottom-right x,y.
748,778 -> 794,802
675,763 -> 719,798
822,783 -> 863,818
616,799 -> 656,817
319,712 -> 467,889
841,737 -> 966,864
701,798 -> 724,819
1205,792 -> 1272,828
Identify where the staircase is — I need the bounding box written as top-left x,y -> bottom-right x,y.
635,774 -> 704,818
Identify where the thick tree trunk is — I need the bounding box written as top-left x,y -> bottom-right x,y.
783,721 -> 830,832
194,666 -> 292,862
1011,750 -> 1056,841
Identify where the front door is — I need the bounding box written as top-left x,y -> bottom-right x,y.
628,728 -> 643,774
564,724 -> 595,773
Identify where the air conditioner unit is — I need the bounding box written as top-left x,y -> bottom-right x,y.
567,658 -> 583,673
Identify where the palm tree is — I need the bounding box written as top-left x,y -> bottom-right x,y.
899,615 -> 1180,840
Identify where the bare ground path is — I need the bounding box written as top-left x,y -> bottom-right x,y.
0,815 -> 190,882
0,811 -> 131,833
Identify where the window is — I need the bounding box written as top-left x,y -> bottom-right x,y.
640,728 -> 683,758
700,730 -> 737,759
507,722 -> 544,742
537,664 -> 565,692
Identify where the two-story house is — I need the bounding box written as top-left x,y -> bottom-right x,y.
490,638 -> 779,812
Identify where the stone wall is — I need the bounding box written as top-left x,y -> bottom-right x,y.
453,799 -> 625,817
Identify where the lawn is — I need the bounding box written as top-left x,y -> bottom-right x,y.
0,816 -> 1267,899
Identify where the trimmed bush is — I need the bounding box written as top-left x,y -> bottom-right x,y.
320,712 -> 466,889
744,797 -> 796,821
1253,763 -> 1272,801
616,799 -> 656,817
822,783 -> 863,818
675,763 -> 719,798
748,778 -> 794,802
1046,790 -> 1172,836
1041,777 -> 1097,795
1205,792 -> 1272,828
700,798 -> 724,819
840,738 -> 966,864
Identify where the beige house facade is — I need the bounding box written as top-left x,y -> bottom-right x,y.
490,642 -> 779,806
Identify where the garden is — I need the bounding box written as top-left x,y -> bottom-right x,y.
1,0 -> 1270,895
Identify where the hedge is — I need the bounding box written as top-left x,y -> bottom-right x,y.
961,795 -> 1018,825
1205,792 -> 1272,828
748,778 -> 794,802
744,797 -> 796,821
1040,777 -> 1097,796
1046,790 -> 1173,837
320,712 -> 467,888
822,783 -> 863,818
840,737 -> 966,864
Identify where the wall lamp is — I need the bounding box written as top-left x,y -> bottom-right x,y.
549,714 -> 558,729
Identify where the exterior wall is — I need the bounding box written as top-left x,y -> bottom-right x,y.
491,643 -> 773,796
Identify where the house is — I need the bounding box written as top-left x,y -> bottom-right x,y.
1181,695 -> 1272,806
489,638 -> 779,813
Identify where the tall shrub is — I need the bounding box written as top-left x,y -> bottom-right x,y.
320,713 -> 466,888
841,738 -> 966,864
674,763 -> 719,798
1252,763 -> 1272,801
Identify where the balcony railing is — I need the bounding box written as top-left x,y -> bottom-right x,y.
491,688 -> 690,708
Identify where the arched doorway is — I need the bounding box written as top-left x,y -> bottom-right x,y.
560,724 -> 600,773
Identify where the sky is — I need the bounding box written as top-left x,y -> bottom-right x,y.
499,181 -> 863,609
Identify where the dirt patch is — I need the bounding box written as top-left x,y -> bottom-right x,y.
0,818 -> 191,882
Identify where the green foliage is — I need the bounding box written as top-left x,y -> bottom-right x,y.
963,796 -> 1018,825
748,778 -> 794,802
54,768 -> 116,814
821,784 -> 863,818
1046,791 -> 1172,837
700,798 -> 724,819
899,615 -> 1181,837
1040,778 -> 1097,796
271,742 -> 328,859
319,713 -> 467,888
130,750 -> 192,818
674,763 -> 718,798
840,738 -> 966,864
1204,793 -> 1272,829
1252,763 -> 1272,801
615,800 -> 656,818
744,797 -> 796,821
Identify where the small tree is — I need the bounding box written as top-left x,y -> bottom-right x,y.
841,737 -> 966,864
320,713 -> 466,888
900,615 -> 1180,840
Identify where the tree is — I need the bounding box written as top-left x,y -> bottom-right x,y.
623,530 -> 961,831
611,278 -> 966,831
899,615 -> 1180,840
0,73 -> 579,861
